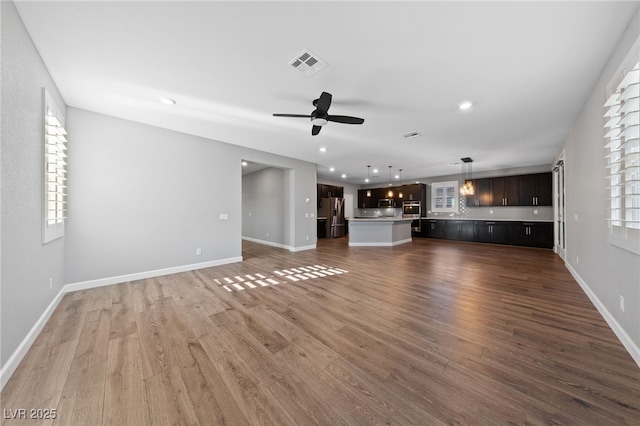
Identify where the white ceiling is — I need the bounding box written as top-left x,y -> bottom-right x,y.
15,1 -> 639,185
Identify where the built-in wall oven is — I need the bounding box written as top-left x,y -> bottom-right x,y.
402,201 -> 422,232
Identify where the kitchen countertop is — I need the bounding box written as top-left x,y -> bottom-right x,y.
351,217 -> 414,222
424,217 -> 553,222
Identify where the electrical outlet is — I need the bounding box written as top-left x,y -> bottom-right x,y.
576,256 -> 579,264
620,295 -> 625,312
196,248 -> 202,256
534,209 -> 539,215
306,235 -> 310,241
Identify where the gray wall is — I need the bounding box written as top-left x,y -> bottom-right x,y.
65,108 -> 318,284
558,8 -> 639,354
65,108 -> 243,283
242,167 -> 287,246
0,1 -> 67,370
1,0 -> 317,375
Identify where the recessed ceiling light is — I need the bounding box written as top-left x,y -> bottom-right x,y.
459,101 -> 473,110
373,168 -> 379,174
241,161 -> 248,167
319,147 -> 327,153
159,96 -> 176,105
341,174 -> 347,179
329,167 -> 335,172
365,178 -> 370,183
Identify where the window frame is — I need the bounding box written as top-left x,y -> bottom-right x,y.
604,38 -> 639,255
42,88 -> 68,244
431,180 -> 459,214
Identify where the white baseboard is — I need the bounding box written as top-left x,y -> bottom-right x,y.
290,243 -> 316,252
64,257 -> 242,293
0,255 -> 242,391
0,286 -> 66,390
565,262 -> 640,368
241,236 -> 316,252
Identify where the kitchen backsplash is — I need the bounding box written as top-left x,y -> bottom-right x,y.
427,196 -> 554,221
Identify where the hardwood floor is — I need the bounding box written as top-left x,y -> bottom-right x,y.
2,238 -> 639,425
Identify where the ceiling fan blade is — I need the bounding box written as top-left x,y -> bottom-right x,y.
312,125 -> 322,136
327,115 -> 365,125
315,92 -> 332,115
273,113 -> 312,118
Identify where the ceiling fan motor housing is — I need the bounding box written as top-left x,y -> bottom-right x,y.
311,112 -> 328,126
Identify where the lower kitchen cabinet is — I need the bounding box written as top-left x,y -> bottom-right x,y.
473,221 -> 509,244
445,220 -> 474,241
507,222 -> 553,248
424,219 -> 446,239
420,219 -> 553,249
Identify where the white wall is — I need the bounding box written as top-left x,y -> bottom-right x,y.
0,1 -> 67,378
558,7 -> 639,365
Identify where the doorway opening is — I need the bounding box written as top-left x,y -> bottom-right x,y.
553,155 -> 566,260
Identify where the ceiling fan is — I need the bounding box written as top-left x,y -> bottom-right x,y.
273,91 -> 365,135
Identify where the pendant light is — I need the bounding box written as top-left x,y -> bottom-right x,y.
398,169 -> 404,199
387,166 -> 394,198
460,157 -> 475,195
366,165 -> 371,197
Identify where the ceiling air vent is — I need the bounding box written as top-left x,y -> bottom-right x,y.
402,131 -> 421,139
289,49 -> 327,77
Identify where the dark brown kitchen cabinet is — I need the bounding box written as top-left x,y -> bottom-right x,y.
357,189 -> 376,208
318,184 -> 343,198
464,178 -> 492,207
424,219 -> 446,239
474,221 -> 509,244
445,220 -> 474,241
507,222 -> 553,248
402,183 -> 426,202
491,176 -> 519,206
518,173 -> 552,206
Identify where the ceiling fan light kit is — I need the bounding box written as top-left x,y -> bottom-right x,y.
273,91 -> 364,135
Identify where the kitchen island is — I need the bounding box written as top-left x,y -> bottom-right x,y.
348,217 -> 413,247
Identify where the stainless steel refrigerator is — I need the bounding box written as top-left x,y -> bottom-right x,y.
319,197 -> 345,238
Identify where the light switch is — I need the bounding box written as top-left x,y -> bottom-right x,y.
219,213 -> 229,220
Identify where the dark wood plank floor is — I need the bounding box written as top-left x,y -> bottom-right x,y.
2,238 -> 639,425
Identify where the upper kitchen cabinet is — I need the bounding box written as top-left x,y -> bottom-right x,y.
402,183 -> 426,202
491,176 -> 519,206
464,178 -> 492,207
518,173 -> 552,206
357,189 -> 376,208
318,184 -> 343,199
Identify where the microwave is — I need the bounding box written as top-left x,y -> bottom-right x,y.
378,199 -> 394,208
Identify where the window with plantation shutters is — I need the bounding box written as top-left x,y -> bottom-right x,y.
603,41 -> 639,255
42,89 -> 68,243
